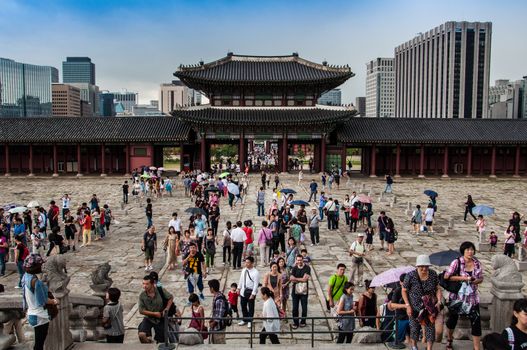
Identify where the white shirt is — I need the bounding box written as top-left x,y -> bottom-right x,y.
323,200 -> 336,211
168,218 -> 181,232
238,267 -> 260,297
231,227 -> 246,243
424,208 -> 434,222
62,197 -> 70,209
350,196 -> 359,207
262,298 -> 280,332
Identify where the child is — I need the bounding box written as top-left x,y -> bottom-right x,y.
30,225 -> 42,254
203,228 -> 217,272
228,283 -> 240,319
300,248 -> 312,265
489,231 -> 498,252
271,250 -> 281,263
102,287 -> 125,343
365,226 -> 374,251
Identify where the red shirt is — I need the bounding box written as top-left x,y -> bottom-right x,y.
243,227 -> 253,244
83,215 -> 92,230
350,207 -> 359,219
228,290 -> 239,305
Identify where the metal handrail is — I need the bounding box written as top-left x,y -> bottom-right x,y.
158,313 -> 403,349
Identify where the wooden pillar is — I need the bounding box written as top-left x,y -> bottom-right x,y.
28,144 -> 34,176
52,144 -> 59,177
466,145 -> 473,177
124,144 -> 131,176
100,143 -> 107,176
4,144 -> 10,177
239,132 -> 245,170
76,144 -> 83,176
200,136 -> 206,171
418,144 -> 425,178
341,145 -> 347,173
442,146 -> 449,178
395,144 -> 401,177
320,136 -> 326,173
281,133 -> 288,173
514,145 -> 521,177
490,145 -> 497,178
179,143 -> 184,172
369,144 -> 377,177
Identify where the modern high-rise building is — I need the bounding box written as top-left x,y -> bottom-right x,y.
133,102 -> 165,116
62,57 -> 96,85
52,84 -> 81,116
355,97 -> 366,116
488,77 -> 527,119
0,58 -> 58,117
366,58 -> 395,118
395,21 -> 492,118
318,89 -> 342,105
159,80 -> 201,114
68,83 -> 99,116
99,92 -> 116,117
111,91 -> 138,115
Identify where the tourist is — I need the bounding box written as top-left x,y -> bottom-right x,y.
61,194 -> 71,221
504,225 -> 516,257
258,221 -> 273,267
321,172 -> 327,190
46,226 -> 65,257
13,218 -> 27,246
138,275 -> 173,343
402,255 -> 442,350
22,254 -> 59,350
274,173 -> 280,190
388,273 -> 410,345
237,256 -> 260,328
142,226 -> 157,271
411,204 -> 422,234
318,191 -> 327,220
231,221 -> 245,269
384,174 -> 393,193
308,180 -> 318,202
476,215 -> 487,240
168,212 -> 181,238
47,201 -> 60,229
385,216 -> 396,255
489,231 -> 498,252
208,279 -> 229,344
0,230 -> 7,276
164,226 -> 179,270
424,203 -> 435,234
290,254 -> 311,329
324,197 -> 337,230
327,263 -> 348,310
14,235 -> 29,289
63,210 -> 76,251
444,241 -> 483,350
349,203 -> 359,232
188,293 -> 207,341
336,281 -> 356,343
377,211 -> 388,251
285,237 -> 299,270
228,282 -> 240,319
90,194 -> 99,211
277,257 -> 290,316
501,298 -> 527,349
222,221 -> 232,266
259,287 -> 280,344
300,249 -> 311,265
145,198 -> 153,229
334,199 -> 341,229
464,195 -> 477,221
290,218 -> 302,245
358,279 -> 377,328
243,220 -> 254,259
297,169 -> 303,185
122,181 -> 129,204
203,228 -> 217,272
349,233 -> 366,287
279,207 -> 292,250
262,262 -> 282,304
102,287 -> 125,343
79,210 -> 92,248
364,226 -> 374,251
179,229 -> 194,258
343,194 -> 351,225
297,207 -> 307,235
510,212 -> 523,239
308,208 -> 321,246
256,186 -> 266,217
266,172 -> 271,188
182,243 -> 206,301
209,203 -> 220,237
194,215 -> 206,251
261,171 -> 266,189
328,173 -> 334,192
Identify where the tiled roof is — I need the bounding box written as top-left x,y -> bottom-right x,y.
175,53 -> 353,86
338,118 -> 527,144
173,107 -> 355,126
0,116 -> 191,143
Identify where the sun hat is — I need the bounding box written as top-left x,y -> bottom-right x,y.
357,232 -> 365,237
23,253 -> 44,269
415,254 -> 432,267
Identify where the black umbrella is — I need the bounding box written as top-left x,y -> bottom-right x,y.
429,249 -> 461,266
290,200 -> 310,206
280,188 -> 297,194
204,186 -> 220,193
185,207 -> 207,216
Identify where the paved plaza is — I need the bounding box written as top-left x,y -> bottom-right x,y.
1,173 -> 526,348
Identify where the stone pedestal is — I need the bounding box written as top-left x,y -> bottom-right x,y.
478,242 -> 491,252
515,261 -> 527,272
405,202 -> 412,215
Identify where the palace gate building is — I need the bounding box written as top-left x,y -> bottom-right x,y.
1,53 -> 527,177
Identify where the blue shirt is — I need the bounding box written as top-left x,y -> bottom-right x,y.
319,195 -> 327,208
309,182 -> 318,192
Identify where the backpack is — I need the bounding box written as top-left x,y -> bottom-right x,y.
217,294 -> 232,327
104,209 -> 112,224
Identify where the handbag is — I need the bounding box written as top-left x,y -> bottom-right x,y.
243,270 -> 254,299
295,281 -> 308,295
438,258 -> 462,293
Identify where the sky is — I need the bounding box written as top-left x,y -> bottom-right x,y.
1,0 -> 526,104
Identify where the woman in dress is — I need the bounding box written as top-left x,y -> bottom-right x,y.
285,237 -> 299,270
188,293 -> 207,342
277,257 -> 290,319
336,282 -> 356,343
164,226 -> 179,270
402,255 -> 442,350
358,279 -> 377,328
262,262 -> 282,305
179,229 -> 194,258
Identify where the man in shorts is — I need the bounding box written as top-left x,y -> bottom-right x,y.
138,275 -> 173,343
377,211 -> 388,251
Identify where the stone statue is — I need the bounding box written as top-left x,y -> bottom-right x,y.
491,254 -> 523,283
42,255 -> 70,296
90,262 -> 113,297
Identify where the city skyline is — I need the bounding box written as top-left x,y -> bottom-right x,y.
1,0 -> 526,104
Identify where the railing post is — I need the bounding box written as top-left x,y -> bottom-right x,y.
311,317 -> 314,348
158,312 -> 175,350
250,319 -> 253,348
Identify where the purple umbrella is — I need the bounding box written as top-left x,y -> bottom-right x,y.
370,266 -> 415,288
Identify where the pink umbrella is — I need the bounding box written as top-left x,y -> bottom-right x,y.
358,195 -> 372,204
370,266 -> 415,288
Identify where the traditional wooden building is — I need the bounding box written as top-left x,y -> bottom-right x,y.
1,53 -> 527,177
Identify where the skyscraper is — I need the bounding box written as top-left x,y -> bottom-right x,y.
159,80 -> 201,114
488,77 -> 527,119
355,97 -> 366,116
318,89 -> 342,105
99,92 -> 116,117
395,21 -> 492,118
62,57 -> 96,85
111,91 -> 138,115
0,57 -> 58,117
52,84 -> 81,116
366,58 -> 395,118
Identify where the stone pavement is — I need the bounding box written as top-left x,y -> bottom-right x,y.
1,173 -> 525,347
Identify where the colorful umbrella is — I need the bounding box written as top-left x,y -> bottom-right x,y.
227,182 -> 239,195
472,205 -> 495,216
140,174 -> 151,178
158,167 -> 165,171
8,206 -> 28,214
424,190 -> 438,197
27,201 -> 40,208
429,250 -> 461,266
149,166 -> 157,170
220,172 -> 231,178
358,195 -> 372,204
370,266 -> 415,287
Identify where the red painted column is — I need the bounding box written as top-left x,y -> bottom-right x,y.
320,136 -> 326,173
200,136 -> 206,171
28,145 -> 34,176
4,144 -> 10,176
369,144 -> 377,177
125,144 -> 131,175
239,132 -> 245,170
418,144 -> 425,178
466,145 -> 472,177
77,144 -> 83,176
52,144 -> 59,176
490,145 -> 497,178
442,146 -> 449,177
395,144 -> 401,177
514,145 -> 521,177
101,143 -> 107,176
282,133 -> 288,173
